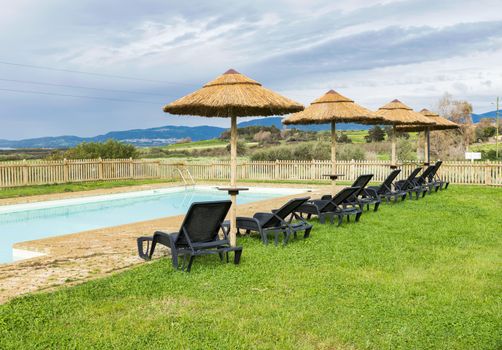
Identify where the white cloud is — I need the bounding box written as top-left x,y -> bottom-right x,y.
0,0 -> 502,138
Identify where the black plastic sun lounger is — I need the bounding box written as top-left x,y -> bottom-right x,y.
342,174 -> 381,212
428,161 -> 449,190
137,200 -> 242,272
395,167 -> 428,199
412,165 -> 435,194
366,169 -> 407,203
295,187 -> 362,225
235,197 -> 312,246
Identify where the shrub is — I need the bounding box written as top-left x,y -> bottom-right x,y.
337,144 -> 365,160
225,141 -> 247,156
365,126 -> 386,142
57,140 -> 138,159
397,139 -> 417,161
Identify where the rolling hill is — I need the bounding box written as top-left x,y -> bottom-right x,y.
2,111 -> 495,149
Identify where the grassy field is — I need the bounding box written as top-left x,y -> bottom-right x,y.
163,139 -> 228,150
0,179 -> 176,200
470,142 -> 499,152
0,186 -> 500,349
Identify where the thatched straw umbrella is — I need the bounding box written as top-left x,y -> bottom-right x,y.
163,69 -> 303,245
283,90 -> 387,186
375,100 -> 434,166
397,108 -> 459,163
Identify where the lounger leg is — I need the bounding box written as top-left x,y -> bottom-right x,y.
319,213 -> 326,224
137,237 -> 151,260
355,212 -> 362,222
218,252 -> 224,261
260,229 -> 268,245
328,213 -> 335,224
234,249 -> 242,265
283,229 -> 291,246
374,202 -> 380,212
337,215 -> 343,227
148,239 -> 157,260
303,227 -> 311,239
367,204 -> 370,211
307,214 -> 312,220
181,254 -> 187,271
171,251 -> 179,269
186,255 -> 195,272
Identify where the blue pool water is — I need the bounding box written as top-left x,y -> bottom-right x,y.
0,187 -> 297,263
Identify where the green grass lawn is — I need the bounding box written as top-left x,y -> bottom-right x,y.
1,186 -> 501,349
0,179 -> 176,200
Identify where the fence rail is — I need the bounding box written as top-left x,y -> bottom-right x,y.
1,158 -> 501,188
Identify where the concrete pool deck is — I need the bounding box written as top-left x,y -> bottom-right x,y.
0,181 -> 335,303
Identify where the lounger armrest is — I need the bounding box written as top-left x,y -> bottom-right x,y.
362,187 -> 378,198
152,231 -> 179,249
236,216 -> 261,231
253,212 -> 273,220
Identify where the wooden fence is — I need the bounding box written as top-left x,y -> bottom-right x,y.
1,159 -> 501,188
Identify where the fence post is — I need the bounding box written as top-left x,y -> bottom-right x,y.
98,158 -> 103,180
242,162 -> 248,180
22,159 -> 28,185
275,160 -> 279,180
311,159 -> 315,180
63,158 -> 69,183
350,159 -> 355,181
156,160 -> 161,178
485,161 -> 492,185
129,157 -> 134,179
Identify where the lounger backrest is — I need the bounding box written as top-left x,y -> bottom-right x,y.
428,161 -> 442,181
397,167 -> 422,190
176,200 -> 232,246
417,166 -> 434,184
379,169 -> 401,193
330,187 -> 361,206
406,167 -> 423,183
350,174 -> 374,197
263,197 -> 310,227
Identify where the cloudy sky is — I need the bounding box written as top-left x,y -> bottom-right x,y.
1,0 -> 502,140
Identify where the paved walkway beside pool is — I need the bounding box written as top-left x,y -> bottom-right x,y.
0,182 -> 335,303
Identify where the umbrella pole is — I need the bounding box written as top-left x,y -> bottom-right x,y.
426,128 -> 430,164
331,121 -> 337,189
229,114 -> 237,246
391,125 -> 397,166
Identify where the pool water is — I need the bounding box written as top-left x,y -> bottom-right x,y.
0,186 -> 305,263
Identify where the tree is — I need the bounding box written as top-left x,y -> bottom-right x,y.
365,126 -> 386,142
383,126 -> 409,140
430,93 -> 474,159
337,132 -> 352,143
253,130 -> 273,144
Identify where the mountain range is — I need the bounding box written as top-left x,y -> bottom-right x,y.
0,111 -> 496,149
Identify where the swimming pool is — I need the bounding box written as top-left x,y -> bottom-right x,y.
0,186 -> 308,263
